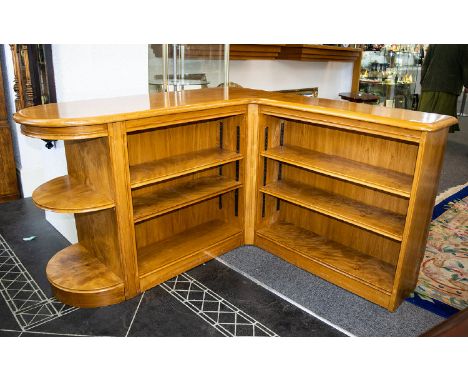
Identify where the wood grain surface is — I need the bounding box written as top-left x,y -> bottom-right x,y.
262,145 -> 413,197
107,121 -> 140,298
0,63 -> 19,202
261,179 -> 406,241
46,243 -> 125,308
389,128 -> 450,310
32,175 -> 114,213
257,222 -> 395,293
130,147 -> 242,188
14,88 -> 457,132
133,175 -> 242,223
19,87 -> 454,311
138,220 -> 241,277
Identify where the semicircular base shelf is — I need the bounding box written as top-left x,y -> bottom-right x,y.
32,175 -> 115,213
46,244 -> 125,308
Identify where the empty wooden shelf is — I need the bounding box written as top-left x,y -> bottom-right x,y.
138,220 -> 242,291
133,175 -> 242,223
130,147 -> 243,188
46,244 -> 125,308
32,175 -> 115,213
257,222 -> 395,303
262,145 -> 413,197
260,179 -> 406,241
15,87 -> 456,311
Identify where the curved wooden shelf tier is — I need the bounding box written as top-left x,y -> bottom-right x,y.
32,175 -> 115,213
46,244 -> 125,308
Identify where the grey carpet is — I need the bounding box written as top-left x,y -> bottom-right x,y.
218,246 -> 444,337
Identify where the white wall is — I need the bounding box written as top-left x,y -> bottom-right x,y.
229,60 -> 353,99
46,44 -> 148,243
3,44 -> 149,243
53,45 -> 149,102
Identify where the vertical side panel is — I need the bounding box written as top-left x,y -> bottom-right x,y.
389,128 -> 448,310
107,121 -> 140,298
244,104 -> 259,243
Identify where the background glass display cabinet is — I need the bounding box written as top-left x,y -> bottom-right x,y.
148,44 -> 229,92
359,44 -> 426,109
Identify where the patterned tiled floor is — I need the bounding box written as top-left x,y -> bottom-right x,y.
161,273 -> 278,336
0,198 -> 345,337
0,234 -> 78,330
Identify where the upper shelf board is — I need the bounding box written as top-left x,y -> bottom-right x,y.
262,145 -> 413,197
32,175 -> 115,214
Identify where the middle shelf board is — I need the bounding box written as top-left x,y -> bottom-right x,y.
130,147 -> 243,189
133,175 -> 242,223
260,180 -> 406,241
32,175 -> 115,214
261,145 -> 413,197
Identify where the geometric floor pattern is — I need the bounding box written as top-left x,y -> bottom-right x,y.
161,273 -> 278,337
0,234 -> 77,331
0,231 -> 278,336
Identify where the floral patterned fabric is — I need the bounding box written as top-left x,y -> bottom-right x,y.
414,196 -> 468,310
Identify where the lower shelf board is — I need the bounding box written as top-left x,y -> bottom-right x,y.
138,220 -> 242,291
46,244 -> 125,308
256,222 -> 396,305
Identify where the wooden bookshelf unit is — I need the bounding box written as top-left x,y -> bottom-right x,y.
15,88 -> 456,311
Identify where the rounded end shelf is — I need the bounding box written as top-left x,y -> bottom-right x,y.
32,175 -> 115,213
46,244 -> 125,308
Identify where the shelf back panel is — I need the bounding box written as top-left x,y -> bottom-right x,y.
135,190 -> 241,250
263,115 -> 419,177
127,115 -> 244,167
279,162 -> 409,216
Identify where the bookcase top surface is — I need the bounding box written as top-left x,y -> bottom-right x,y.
14,87 -> 457,131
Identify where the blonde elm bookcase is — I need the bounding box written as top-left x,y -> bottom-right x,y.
14,88 -> 456,311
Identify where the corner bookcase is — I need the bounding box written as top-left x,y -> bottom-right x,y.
16,88 -> 454,311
